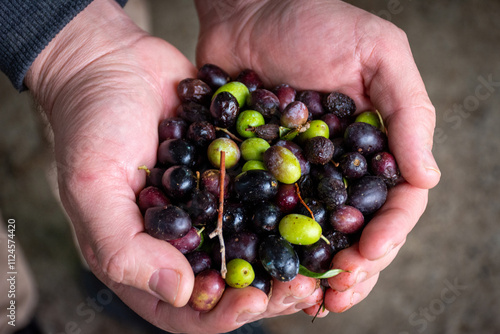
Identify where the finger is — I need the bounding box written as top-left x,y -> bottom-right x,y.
328,184 -> 427,291
358,182 -> 428,260
87,228 -> 196,308
303,302 -> 330,318
194,286 -> 269,332
258,274 -> 319,318
156,286 -> 268,333
328,242 -> 403,293
276,284 -> 324,317
325,273 -> 380,313
359,21 -> 441,189
96,276 -> 269,334
65,175 -> 195,307
270,275 -> 319,306
297,287 -> 329,318
385,104 -> 441,189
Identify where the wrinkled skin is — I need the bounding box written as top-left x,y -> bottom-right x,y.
24,0 -> 440,332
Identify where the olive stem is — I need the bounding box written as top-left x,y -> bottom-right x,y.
312,286 -> 327,323
196,226 -> 205,236
294,183 -> 315,221
320,235 -> 331,245
330,160 -> 339,168
209,151 -> 227,278
375,109 -> 387,134
215,127 -> 243,142
195,170 -> 200,190
137,165 -> 151,176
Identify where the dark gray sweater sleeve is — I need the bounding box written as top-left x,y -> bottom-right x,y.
0,0 -> 128,91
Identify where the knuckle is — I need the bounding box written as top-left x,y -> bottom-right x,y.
94,237 -> 135,285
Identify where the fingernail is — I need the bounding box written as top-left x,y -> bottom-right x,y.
236,311 -> 262,324
295,302 -> 316,310
423,148 -> 441,177
425,166 -> 441,177
355,271 -> 367,284
381,241 -> 400,259
283,295 -> 299,304
149,268 -> 180,305
350,292 -> 361,306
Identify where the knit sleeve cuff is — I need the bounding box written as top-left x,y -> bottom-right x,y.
0,0 -> 128,91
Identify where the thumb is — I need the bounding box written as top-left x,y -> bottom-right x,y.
64,177 -> 195,307
94,230 -> 196,308
360,23 -> 441,189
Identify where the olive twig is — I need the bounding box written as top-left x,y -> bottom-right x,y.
215,127 -> 243,142
209,151 -> 227,278
294,183 -> 315,221
295,183 -> 330,245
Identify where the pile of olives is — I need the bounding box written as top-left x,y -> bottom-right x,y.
137,64 -> 401,312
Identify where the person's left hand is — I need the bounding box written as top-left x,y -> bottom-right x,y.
195,0 -> 440,318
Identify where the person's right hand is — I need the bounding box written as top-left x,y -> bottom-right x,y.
25,0 -> 323,332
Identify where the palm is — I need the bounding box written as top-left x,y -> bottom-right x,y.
196,0 -> 439,313
49,36 -> 208,330
197,1 -> 376,108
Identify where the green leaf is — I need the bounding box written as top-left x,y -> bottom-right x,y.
299,265 -> 347,279
279,126 -> 291,137
279,126 -> 301,141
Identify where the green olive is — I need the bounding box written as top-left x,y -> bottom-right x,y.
298,120 -> 329,142
236,110 -> 265,138
279,214 -> 322,245
242,160 -> 267,172
240,137 -> 270,161
263,146 -> 301,184
213,81 -> 250,108
355,111 -> 382,129
207,138 -> 241,169
225,258 -> 255,288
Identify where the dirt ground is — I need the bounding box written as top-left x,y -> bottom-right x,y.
1,1 -> 499,333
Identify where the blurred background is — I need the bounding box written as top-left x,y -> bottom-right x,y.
0,0 -> 498,333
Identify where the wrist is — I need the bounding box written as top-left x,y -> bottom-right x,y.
25,0 -> 145,117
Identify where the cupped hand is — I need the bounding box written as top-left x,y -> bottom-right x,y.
195,0 -> 440,315
25,0 -> 323,332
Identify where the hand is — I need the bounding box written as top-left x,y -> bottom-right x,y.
25,0 -> 319,332
195,0 -> 440,315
